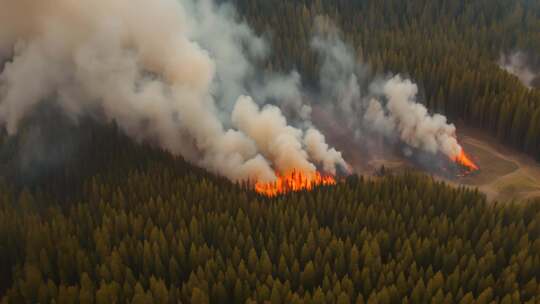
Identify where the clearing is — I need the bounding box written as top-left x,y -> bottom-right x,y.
455,128 -> 540,202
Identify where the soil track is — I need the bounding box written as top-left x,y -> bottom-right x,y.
456,128 -> 540,202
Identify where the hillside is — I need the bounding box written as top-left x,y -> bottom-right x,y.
0,124 -> 539,303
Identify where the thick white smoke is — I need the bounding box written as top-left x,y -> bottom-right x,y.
303,129 -> 349,175
365,76 -> 462,158
232,96 -> 315,175
312,22 -> 464,160
0,0 -> 348,182
232,96 -> 348,175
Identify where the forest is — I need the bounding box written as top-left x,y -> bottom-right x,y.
1,0 -> 540,303
0,123 -> 539,303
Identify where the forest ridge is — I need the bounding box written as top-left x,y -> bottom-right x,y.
0,125 -> 539,303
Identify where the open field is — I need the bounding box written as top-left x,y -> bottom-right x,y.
454,129 -> 540,202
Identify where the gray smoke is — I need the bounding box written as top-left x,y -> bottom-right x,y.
499,51 -> 538,88
0,0 -> 347,182
312,19 -> 465,161
311,25 -> 363,129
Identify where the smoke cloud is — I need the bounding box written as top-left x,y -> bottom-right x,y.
311,26 -> 363,129
499,51 -> 539,88
303,129 -> 349,175
312,20 -> 465,162
0,0 -> 347,182
0,0 -> 474,181
365,76 -> 462,158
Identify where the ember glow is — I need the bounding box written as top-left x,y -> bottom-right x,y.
452,149 -> 480,172
255,170 -> 336,196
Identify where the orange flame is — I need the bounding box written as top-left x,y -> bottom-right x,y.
452,149 -> 479,172
255,170 -> 336,197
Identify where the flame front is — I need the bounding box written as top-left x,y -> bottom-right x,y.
255,170 -> 336,197
452,149 -> 479,172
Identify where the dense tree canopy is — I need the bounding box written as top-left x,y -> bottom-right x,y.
0,123 -> 539,303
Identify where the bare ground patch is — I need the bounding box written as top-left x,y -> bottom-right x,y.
455,128 -> 540,202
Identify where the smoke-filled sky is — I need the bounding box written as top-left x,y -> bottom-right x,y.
0,0 -> 350,182
0,0 -> 466,181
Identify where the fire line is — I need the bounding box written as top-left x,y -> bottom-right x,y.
255,170 -> 336,197
452,149 -> 479,172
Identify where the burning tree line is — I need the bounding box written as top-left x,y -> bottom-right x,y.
254,170 -> 337,197
0,125 -> 537,303
253,147 -> 480,197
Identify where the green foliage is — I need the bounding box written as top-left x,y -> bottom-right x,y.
0,123 -> 539,303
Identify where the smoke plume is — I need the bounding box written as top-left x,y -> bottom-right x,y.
364,77 -> 462,159
0,0 -> 474,181
312,20 -> 465,162
499,51 -> 539,88
0,0 -> 347,182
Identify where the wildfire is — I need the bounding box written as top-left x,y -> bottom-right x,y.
452,149 -> 479,172
255,170 -> 336,197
